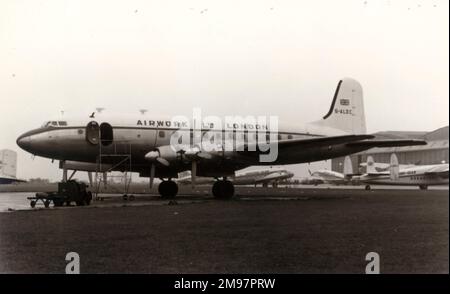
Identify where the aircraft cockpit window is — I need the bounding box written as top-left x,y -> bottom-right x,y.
51,121 -> 58,126
58,121 -> 68,126
41,121 -> 51,128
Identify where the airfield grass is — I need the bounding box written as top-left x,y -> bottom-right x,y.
0,188 -> 448,273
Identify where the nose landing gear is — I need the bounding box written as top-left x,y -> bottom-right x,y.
212,180 -> 235,199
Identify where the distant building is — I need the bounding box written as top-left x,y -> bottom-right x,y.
0,149 -> 24,184
332,126 -> 449,173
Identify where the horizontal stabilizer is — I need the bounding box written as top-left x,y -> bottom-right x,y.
346,139 -> 427,148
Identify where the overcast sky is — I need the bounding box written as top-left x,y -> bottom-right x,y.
1,0 -> 448,181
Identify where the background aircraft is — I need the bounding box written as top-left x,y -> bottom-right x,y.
300,156 -> 354,185
354,154 -> 449,190
177,167 -> 294,188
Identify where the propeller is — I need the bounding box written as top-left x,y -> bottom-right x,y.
145,146 -> 214,190
183,146 -> 213,189
150,163 -> 155,189
184,146 -> 212,160
197,152 -> 212,159
191,160 -> 197,189
146,150 -> 170,189
146,150 -> 170,166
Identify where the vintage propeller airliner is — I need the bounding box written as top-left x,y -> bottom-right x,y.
16,78 -> 426,198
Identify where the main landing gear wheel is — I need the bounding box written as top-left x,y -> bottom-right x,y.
54,199 -> 64,207
365,185 -> 371,191
212,180 -> 235,199
419,185 -> 428,190
158,180 -> 178,199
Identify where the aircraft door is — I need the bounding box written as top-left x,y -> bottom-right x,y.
100,123 -> 114,146
86,121 -> 100,145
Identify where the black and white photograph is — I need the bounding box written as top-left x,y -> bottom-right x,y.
0,0 -> 448,291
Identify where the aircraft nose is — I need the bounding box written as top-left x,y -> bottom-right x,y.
16,134 -> 32,151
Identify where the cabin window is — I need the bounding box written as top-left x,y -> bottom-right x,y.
278,134 -> 282,140
288,134 -> 293,139
159,131 -> 165,138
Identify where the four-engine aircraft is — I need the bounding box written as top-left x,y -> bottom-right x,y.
16,78 -> 426,198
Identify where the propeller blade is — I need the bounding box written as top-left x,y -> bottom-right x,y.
145,150 -> 160,161
197,152 -> 212,159
150,164 -> 155,189
88,172 -> 93,187
191,161 -> 197,189
157,157 -> 170,166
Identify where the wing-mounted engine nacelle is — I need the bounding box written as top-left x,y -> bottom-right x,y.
60,160 -> 112,172
145,144 -> 217,166
145,145 -> 179,166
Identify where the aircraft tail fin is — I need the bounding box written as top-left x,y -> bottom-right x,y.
343,156 -> 353,176
312,78 -> 366,134
366,156 -> 376,174
390,153 -> 399,180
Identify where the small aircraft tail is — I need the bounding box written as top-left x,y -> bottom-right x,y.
390,153 -> 399,180
366,156 -> 376,174
343,156 -> 353,176
312,78 -> 366,134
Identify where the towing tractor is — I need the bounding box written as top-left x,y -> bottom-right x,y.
28,180 -> 93,208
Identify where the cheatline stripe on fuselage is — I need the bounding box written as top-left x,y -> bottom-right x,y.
18,126 -> 325,138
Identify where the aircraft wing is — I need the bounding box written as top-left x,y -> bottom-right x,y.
239,134 -> 375,152
346,139 -> 427,148
424,165 -> 449,177
236,136 -> 428,161
253,171 -> 292,184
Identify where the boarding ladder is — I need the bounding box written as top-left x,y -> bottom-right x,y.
92,140 -> 133,201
